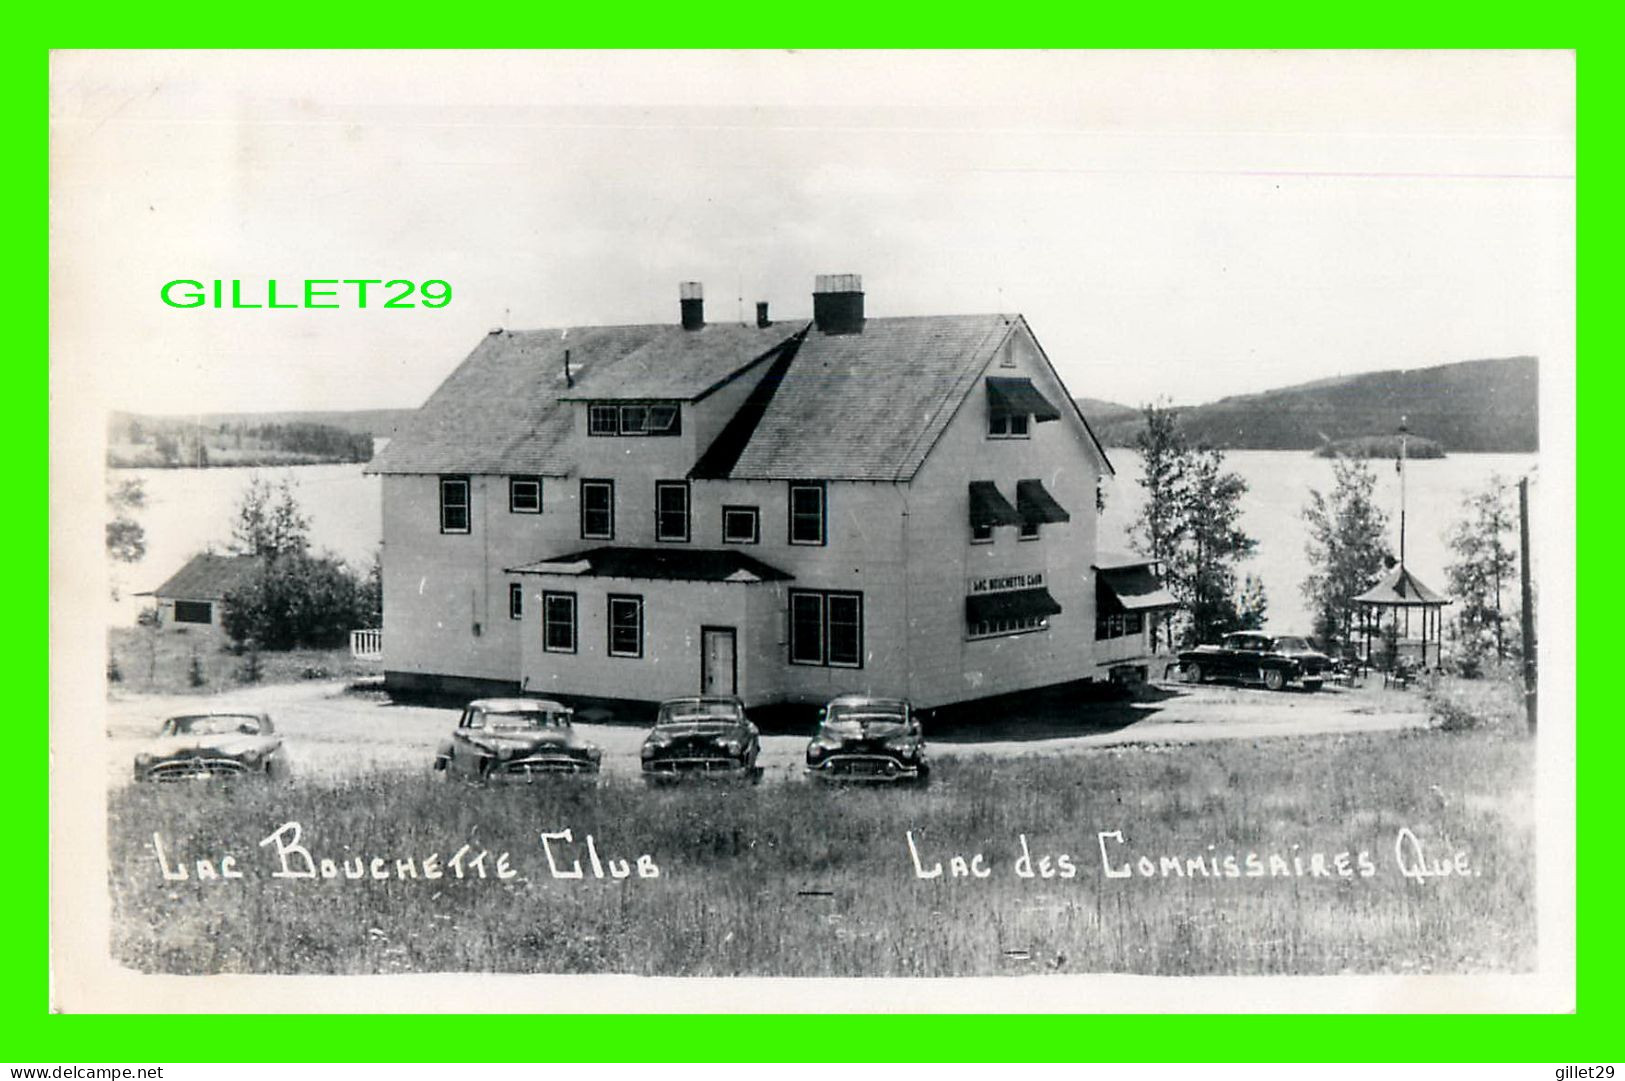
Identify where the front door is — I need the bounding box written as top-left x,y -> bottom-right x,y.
701,627 -> 737,696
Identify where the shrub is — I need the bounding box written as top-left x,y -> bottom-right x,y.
107,654 -> 122,683
1425,663 -> 1525,733
237,644 -> 263,684
136,606 -> 160,628
187,650 -> 205,687
223,553 -> 373,650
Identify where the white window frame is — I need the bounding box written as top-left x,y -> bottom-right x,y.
722,505 -> 760,545
580,479 -> 614,540
655,481 -> 690,543
608,594 -> 644,659
509,476 -> 542,514
543,592 -> 577,653
439,476 -> 471,534
788,482 -> 826,546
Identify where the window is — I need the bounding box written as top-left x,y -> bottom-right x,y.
508,583 -> 524,620
1019,519 -> 1041,541
173,600 -> 212,624
788,589 -> 863,668
972,520 -> 994,543
655,481 -> 690,542
971,614 -> 1050,639
543,592 -> 577,653
989,411 -> 1030,439
722,505 -> 760,544
586,401 -> 682,437
581,480 -> 614,539
440,475 -> 470,534
588,405 -> 619,436
509,476 -> 542,514
1095,611 -> 1144,640
788,482 -> 826,545
608,594 -> 644,658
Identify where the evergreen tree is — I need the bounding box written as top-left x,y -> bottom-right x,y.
1445,477 -> 1518,667
1131,402 -> 1189,649
230,475 -> 310,559
1302,456 -> 1393,650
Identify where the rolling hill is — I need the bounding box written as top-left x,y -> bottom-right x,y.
1078,355 -> 1538,452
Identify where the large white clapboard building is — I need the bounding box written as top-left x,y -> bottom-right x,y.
367,274 -> 1174,710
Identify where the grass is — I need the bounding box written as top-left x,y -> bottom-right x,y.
109,727 -> 1534,977
107,625 -> 376,696
1424,664 -> 1529,733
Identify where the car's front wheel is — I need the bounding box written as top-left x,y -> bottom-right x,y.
1185,663 -> 1204,684
1262,668 -> 1287,692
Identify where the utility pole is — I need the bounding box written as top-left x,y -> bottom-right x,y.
1519,475 -> 1536,736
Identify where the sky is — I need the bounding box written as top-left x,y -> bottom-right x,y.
50,50 -> 1574,416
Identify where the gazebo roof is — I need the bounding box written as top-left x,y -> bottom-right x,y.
1353,564 -> 1450,608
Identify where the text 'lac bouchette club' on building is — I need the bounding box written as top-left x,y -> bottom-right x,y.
366,275 -> 1177,711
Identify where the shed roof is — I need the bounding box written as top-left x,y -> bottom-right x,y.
141,553 -> 264,600
1097,564 -> 1180,613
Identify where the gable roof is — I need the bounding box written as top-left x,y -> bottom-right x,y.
142,553 -> 264,600
717,314 -> 1018,482
367,323 -> 801,476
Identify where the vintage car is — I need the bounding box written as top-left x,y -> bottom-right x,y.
433,698 -> 601,781
1179,632 -> 1330,691
133,711 -> 287,782
640,696 -> 761,782
805,694 -> 929,782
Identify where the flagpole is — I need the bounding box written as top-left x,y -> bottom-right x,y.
1398,415 -> 1408,570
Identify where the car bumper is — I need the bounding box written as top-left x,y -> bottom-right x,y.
806,755 -> 924,781
643,755 -> 751,777
492,756 -> 599,780
140,757 -> 254,782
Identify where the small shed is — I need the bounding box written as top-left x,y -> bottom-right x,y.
139,553 -> 264,630
1353,564 -> 1450,671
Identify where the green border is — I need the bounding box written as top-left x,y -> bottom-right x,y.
26,21 -> 1603,1063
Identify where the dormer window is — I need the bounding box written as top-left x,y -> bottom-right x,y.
587,401 -> 681,437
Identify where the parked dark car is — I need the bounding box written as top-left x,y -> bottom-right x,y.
805,694 -> 929,782
641,696 -> 761,782
434,698 -> 600,781
134,711 -> 287,782
1179,632 -> 1330,691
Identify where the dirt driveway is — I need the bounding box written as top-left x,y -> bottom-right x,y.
103,676 -> 1429,789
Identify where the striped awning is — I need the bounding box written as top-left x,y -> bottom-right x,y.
986,376 -> 1061,421
1016,479 -> 1071,524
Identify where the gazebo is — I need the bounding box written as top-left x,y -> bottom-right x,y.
1354,564 -> 1450,671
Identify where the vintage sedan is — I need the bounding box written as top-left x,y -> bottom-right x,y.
433,698 -> 601,781
805,694 -> 929,782
133,711 -> 287,782
1179,631 -> 1330,691
641,696 -> 761,782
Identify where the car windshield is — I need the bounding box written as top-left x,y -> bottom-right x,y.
657,701 -> 742,726
1273,636 -> 1311,651
485,710 -> 569,730
824,704 -> 909,734
164,714 -> 260,737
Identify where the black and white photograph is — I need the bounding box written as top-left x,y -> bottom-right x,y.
48,49 -> 1574,1013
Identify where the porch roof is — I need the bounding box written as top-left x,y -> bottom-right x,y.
508,546 -> 793,584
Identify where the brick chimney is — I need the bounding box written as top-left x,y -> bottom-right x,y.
813,273 -> 864,334
756,301 -> 770,328
679,281 -> 704,330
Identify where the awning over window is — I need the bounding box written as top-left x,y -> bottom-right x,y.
1096,565 -> 1179,613
986,376 -> 1062,421
968,481 -> 1022,529
965,587 -> 1063,624
1016,479 -> 1071,524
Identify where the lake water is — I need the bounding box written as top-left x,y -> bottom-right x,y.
108,448 -> 1538,635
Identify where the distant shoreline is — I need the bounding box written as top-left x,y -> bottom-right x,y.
108,451 -> 371,470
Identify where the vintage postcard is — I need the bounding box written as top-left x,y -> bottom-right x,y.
48,49 -> 1575,1013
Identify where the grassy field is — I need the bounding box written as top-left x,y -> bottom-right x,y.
107,626 -> 376,696
109,727 -> 1534,977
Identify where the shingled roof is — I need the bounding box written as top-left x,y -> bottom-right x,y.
141,553 -> 264,600
371,310 -> 1111,483
367,323 -> 800,475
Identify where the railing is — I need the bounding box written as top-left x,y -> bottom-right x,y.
350,628 -> 382,661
